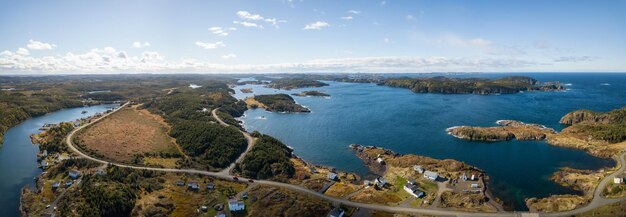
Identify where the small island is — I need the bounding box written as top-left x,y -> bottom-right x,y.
292,90 -> 330,97
244,94 -> 310,113
265,78 -> 329,90
447,120 -> 555,142
240,88 -> 253,93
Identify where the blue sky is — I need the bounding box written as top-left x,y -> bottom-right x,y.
0,0 -> 624,73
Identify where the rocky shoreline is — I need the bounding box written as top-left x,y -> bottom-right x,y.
348,144 -> 503,212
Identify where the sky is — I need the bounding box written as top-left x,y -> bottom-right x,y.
0,0 -> 625,74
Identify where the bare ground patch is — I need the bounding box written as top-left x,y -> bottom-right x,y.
76,106 -> 181,163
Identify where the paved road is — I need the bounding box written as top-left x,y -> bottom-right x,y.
64,102 -> 626,217
543,152 -> 626,217
211,108 -> 256,175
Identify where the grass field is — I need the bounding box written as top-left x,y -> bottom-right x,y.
77,106 -> 182,163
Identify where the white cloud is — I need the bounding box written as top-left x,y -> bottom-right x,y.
381,1 -> 387,6
27,40 -> 56,50
195,41 -> 226,49
233,21 -> 263,29
341,16 -> 353,20
347,10 -> 361,14
303,21 -> 329,30
406,15 -> 416,21
235,11 -> 284,28
0,49 -> 542,73
16,48 -> 30,56
221,53 -> 237,59
132,41 -> 151,48
383,38 -> 390,43
236,11 -> 263,20
209,27 -> 229,37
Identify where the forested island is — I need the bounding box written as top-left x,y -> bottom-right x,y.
260,74 -> 563,95
292,90 -> 330,97
245,94 -> 311,113
381,76 -> 563,94
265,78 -> 329,90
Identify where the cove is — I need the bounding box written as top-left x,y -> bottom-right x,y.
0,104 -> 117,216
234,73 -> 624,210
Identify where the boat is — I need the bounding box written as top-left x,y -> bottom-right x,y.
81,110 -> 88,114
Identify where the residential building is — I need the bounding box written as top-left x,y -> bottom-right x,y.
68,170 -> 81,179
327,207 -> 344,217
228,199 -> 245,211
187,182 -> 200,191
614,174 -> 626,184
413,165 -> 424,174
403,183 -> 425,198
376,157 -> 385,164
328,172 -> 338,181
206,183 -> 215,189
52,181 -> 60,190
375,176 -> 387,188
215,211 -> 226,217
424,171 -> 438,181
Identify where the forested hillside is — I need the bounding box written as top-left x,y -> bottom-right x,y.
236,132 -> 295,180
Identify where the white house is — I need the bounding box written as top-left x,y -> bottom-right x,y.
41,160 -> 48,169
328,172 -> 338,181
376,157 -> 385,164
424,171 -> 438,181
403,183 -> 425,198
614,174 -> 626,184
413,165 -> 424,174
228,199 -> 245,212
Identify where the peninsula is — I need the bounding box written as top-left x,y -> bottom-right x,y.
292,90 -> 330,97
265,78 -> 329,90
349,144 -> 502,212
244,94 -> 311,113
447,107 -> 626,158
447,107 -> 626,212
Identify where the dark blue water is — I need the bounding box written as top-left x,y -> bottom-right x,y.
235,73 -> 625,210
0,104 -> 117,216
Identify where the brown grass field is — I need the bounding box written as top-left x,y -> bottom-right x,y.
77,106 -> 182,163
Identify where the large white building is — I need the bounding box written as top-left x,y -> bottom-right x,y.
228,199 -> 245,212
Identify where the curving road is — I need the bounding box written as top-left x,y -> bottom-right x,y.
211,108 -> 256,175
65,102 -> 626,217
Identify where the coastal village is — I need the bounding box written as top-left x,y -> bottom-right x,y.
8,76 -> 626,217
